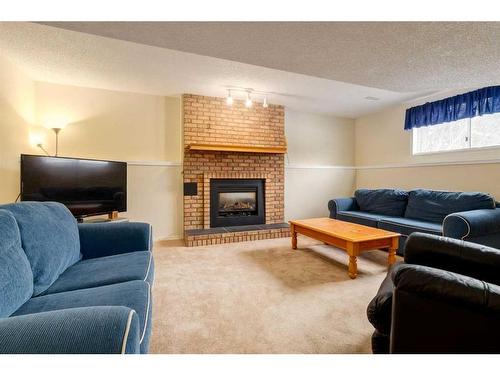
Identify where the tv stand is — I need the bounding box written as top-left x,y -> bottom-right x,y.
81,212 -> 128,224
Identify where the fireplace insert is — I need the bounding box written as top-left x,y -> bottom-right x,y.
210,179 -> 265,227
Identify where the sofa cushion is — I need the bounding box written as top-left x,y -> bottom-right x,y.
378,217 -> 442,237
0,202 -> 82,296
42,251 -> 154,295
337,211 -> 393,228
405,189 -> 495,223
13,280 -> 151,351
355,189 -> 409,217
0,210 -> 33,318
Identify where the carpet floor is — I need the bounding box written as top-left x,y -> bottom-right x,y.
149,236 -> 395,353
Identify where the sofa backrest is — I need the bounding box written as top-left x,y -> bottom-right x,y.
0,202 -> 82,296
405,189 -> 496,223
0,209 -> 33,317
354,189 -> 409,217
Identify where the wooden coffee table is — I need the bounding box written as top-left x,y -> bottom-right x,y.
289,217 -> 400,279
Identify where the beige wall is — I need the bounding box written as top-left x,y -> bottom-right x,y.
285,109 -> 356,220
0,56 -> 183,240
127,164 -> 183,240
32,82 -> 184,240
0,55 -> 36,203
355,104 -> 500,198
0,53 -> 360,239
34,82 -> 182,162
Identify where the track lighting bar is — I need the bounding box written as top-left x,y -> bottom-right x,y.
225,88 -> 270,108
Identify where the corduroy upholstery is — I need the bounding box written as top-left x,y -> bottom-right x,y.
78,222 -> 152,259
0,306 -> 140,354
0,202 -> 81,296
13,280 -> 151,353
0,202 -> 154,354
0,210 -> 33,318
42,251 -> 154,295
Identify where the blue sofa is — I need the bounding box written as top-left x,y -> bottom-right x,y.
0,202 -> 154,354
329,189 -> 500,255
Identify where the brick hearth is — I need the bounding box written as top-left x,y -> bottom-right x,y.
183,94 -> 289,246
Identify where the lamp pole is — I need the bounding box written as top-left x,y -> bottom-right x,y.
52,127 -> 61,157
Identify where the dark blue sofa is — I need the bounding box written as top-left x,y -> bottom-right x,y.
0,202 -> 154,354
329,189 -> 500,255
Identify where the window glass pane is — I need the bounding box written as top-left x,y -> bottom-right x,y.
413,118 -> 469,154
471,113 -> 500,148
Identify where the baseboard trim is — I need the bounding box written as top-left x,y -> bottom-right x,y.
154,235 -> 183,242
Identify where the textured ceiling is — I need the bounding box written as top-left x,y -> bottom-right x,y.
0,22 -> 428,117
39,21 -> 500,92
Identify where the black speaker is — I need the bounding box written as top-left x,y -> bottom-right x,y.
184,182 -> 198,196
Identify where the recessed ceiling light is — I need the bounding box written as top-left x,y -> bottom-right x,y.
364,96 -> 380,101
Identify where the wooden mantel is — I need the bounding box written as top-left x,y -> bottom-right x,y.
186,143 -> 287,154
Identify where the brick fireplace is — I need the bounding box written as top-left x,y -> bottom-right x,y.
183,94 -> 290,246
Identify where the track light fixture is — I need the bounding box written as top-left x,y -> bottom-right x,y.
225,87 -> 270,108
245,91 -> 253,108
226,89 -> 234,105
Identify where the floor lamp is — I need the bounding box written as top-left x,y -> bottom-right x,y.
50,126 -> 65,157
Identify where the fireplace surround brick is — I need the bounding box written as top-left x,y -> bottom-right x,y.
183,94 -> 288,245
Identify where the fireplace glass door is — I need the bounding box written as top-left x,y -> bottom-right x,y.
210,179 -> 265,227
218,191 -> 257,216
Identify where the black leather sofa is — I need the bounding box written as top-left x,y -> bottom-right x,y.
367,232 -> 500,353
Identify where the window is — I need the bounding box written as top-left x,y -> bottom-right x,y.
412,113 -> 500,154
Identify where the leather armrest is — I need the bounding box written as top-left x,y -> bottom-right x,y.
366,266 -> 398,335
392,263 -> 500,313
390,264 -> 500,353
404,233 -> 500,285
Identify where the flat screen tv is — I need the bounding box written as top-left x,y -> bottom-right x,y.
21,154 -> 127,219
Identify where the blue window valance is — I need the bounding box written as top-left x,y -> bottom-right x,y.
404,85 -> 500,130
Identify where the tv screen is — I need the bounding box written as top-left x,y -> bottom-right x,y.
21,154 -> 127,219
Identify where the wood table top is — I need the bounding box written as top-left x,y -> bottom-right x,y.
289,217 -> 400,243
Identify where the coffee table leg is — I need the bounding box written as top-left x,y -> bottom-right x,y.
388,237 -> 398,266
347,242 -> 359,279
348,256 -> 357,279
291,224 -> 298,249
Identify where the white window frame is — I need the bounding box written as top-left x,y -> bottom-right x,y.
412,116 -> 500,156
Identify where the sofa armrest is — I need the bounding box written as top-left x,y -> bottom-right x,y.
328,197 -> 358,218
390,264 -> 500,353
443,208 -> 500,239
0,306 -> 141,354
78,222 -> 152,259
404,233 -> 500,285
